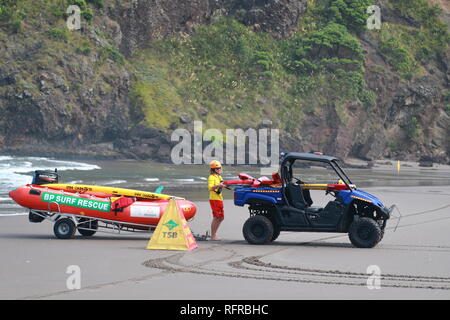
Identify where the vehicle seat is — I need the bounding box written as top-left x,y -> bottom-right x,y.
306,206 -> 323,213
285,183 -> 307,209
302,188 -> 313,207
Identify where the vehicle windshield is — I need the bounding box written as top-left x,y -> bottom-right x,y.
290,159 -> 352,187
330,160 -> 353,187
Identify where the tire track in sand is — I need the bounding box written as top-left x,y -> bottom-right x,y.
143,201 -> 450,292
143,250 -> 450,291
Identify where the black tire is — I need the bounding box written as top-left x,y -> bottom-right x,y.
378,229 -> 385,242
54,218 -> 76,239
271,225 -> 281,242
348,217 -> 382,248
243,215 -> 274,245
378,220 -> 385,242
77,219 -> 98,237
29,211 -> 45,223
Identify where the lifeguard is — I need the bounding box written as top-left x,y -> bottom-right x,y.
207,160 -> 225,240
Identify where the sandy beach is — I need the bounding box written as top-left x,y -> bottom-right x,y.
1,185 -> 450,300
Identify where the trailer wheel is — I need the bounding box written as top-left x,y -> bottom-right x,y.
29,211 -> 45,223
77,219 -> 98,237
348,217 -> 382,248
243,215 -> 274,245
54,218 -> 76,239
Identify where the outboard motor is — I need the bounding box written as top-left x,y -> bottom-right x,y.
32,169 -> 59,185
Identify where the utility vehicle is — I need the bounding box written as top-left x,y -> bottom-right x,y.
230,152 -> 394,248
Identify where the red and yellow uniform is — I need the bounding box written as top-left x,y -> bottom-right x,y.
208,173 -> 224,218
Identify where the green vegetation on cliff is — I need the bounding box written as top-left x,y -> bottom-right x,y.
127,0 -> 448,155
0,0 -> 130,147
316,0 -> 373,32
131,4 -> 375,134
376,0 -> 449,79
0,0 -> 448,161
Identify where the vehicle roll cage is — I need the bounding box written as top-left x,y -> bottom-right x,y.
280,152 -> 354,191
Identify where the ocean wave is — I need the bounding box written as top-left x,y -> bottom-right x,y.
0,156 -> 101,192
0,213 -> 28,217
0,156 -> 100,172
25,157 -> 51,161
10,162 -> 100,173
0,197 -> 11,202
68,180 -> 83,184
144,178 -> 160,182
102,180 -> 127,185
0,203 -> 21,209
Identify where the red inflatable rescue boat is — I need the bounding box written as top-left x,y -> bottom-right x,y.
8,170 -> 197,239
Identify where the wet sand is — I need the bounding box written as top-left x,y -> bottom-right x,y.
1,185 -> 450,300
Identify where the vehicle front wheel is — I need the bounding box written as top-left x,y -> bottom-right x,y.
243,215 -> 274,245
378,229 -> 385,243
348,217 -> 382,248
271,225 -> 281,242
54,218 -> 76,239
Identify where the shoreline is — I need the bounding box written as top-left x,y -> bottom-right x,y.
1,151 -> 450,168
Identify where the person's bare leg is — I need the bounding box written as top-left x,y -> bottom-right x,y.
211,217 -> 224,240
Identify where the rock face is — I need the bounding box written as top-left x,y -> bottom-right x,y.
279,55 -> 450,163
0,12 -> 132,158
0,0 -> 448,164
278,2 -> 450,164
110,0 -> 307,56
0,0 -> 308,159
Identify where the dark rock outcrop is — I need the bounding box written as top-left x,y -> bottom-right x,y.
109,0 -> 307,56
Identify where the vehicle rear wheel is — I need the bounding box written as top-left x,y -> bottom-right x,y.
54,218 -> 76,239
243,215 -> 274,245
77,219 -> 98,237
348,217 -> 382,248
378,229 -> 385,242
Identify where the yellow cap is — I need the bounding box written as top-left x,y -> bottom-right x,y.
209,160 -> 222,169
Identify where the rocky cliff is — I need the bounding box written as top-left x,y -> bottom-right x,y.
0,0 -> 449,164
110,0 -> 307,55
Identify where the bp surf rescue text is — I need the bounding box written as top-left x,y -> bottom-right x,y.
41,192 -> 111,212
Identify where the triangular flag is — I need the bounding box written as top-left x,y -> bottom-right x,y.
146,198 -> 197,251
